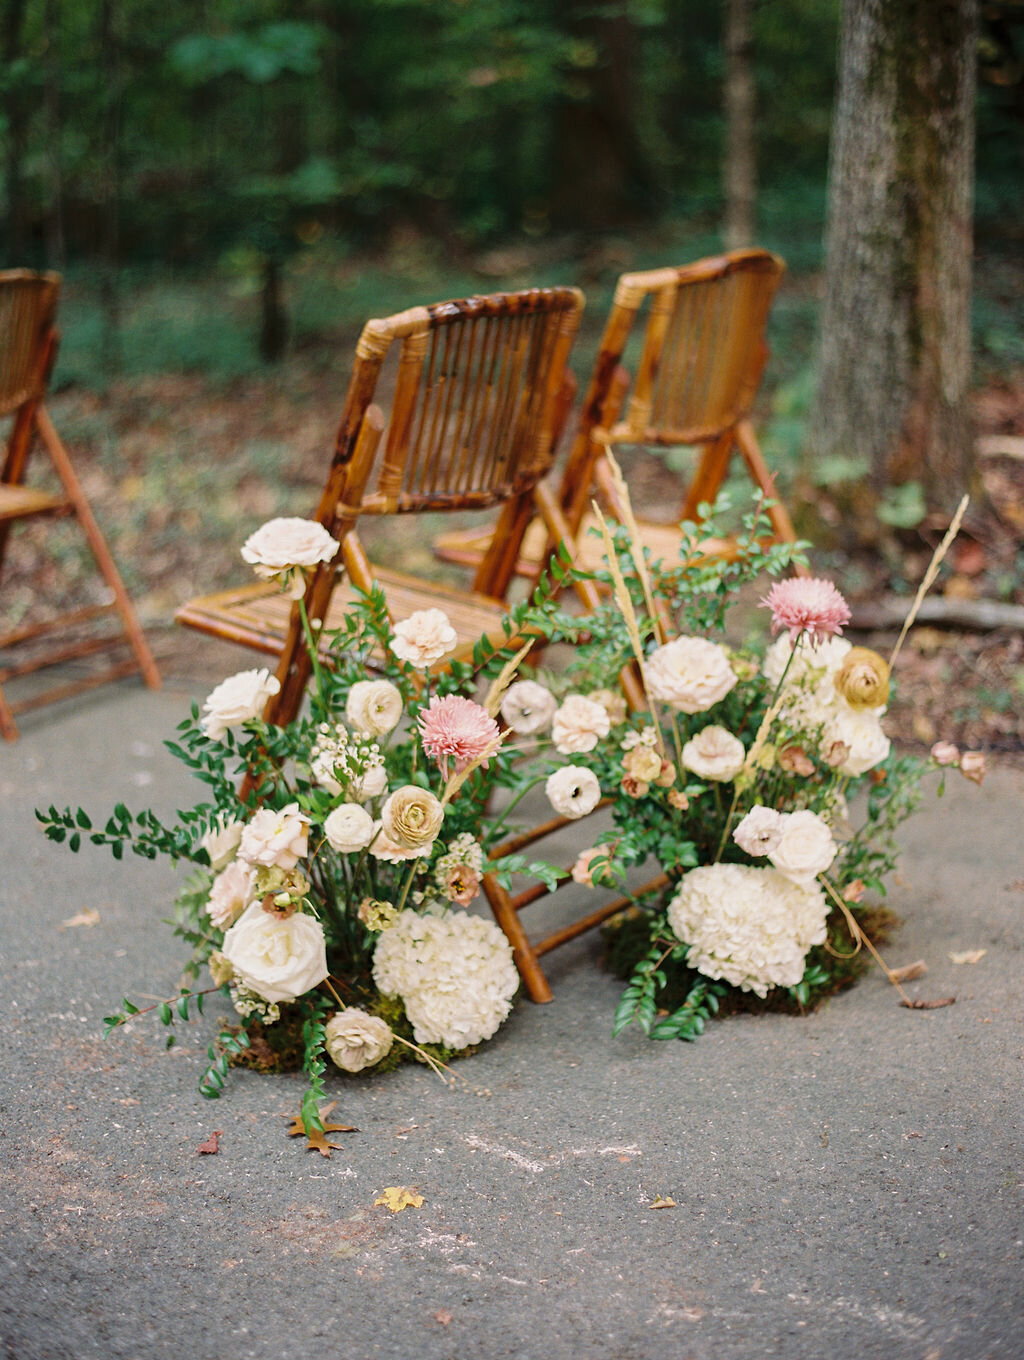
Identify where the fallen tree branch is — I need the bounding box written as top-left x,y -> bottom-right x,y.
850,595 -> 1024,633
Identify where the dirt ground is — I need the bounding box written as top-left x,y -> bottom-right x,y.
3,361 -> 1022,762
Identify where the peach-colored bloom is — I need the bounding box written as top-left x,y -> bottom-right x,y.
238,802 -> 309,872
571,847 -> 606,887
960,750 -> 986,784
931,741 -> 960,767
418,694 -> 501,778
760,577 -> 851,645
390,609 -> 458,668
441,864 -> 481,907
777,744 -> 815,777
551,694 -> 611,755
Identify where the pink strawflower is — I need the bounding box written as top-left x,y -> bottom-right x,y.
418,694 -> 502,779
760,577 -> 851,646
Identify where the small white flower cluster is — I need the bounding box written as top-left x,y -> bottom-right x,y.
310,722 -> 388,800
763,635 -> 890,777
433,833 -> 484,885
667,862 -> 828,997
372,909 -> 519,1048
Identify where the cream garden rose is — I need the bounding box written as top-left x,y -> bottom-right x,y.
390,609 -> 458,668
205,860 -> 255,930
733,805 -> 784,857
241,517 -> 339,599
545,765 -> 601,819
644,636 -> 737,713
767,809 -> 837,886
381,786 -> 444,851
551,693 -> 611,755
324,1009 -> 394,1073
346,680 -> 403,736
682,725 -> 746,782
220,902 -> 328,1004
200,669 -> 280,740
323,803 -> 375,854
238,802 -> 309,872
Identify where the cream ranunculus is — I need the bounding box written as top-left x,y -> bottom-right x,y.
346,679 -> 403,736
545,765 -> 601,819
200,815 -> 245,870
551,693 -> 612,755
200,669 -> 280,740
732,805 -> 784,857
324,1008 -> 394,1073
240,517 -> 339,599
220,902 -> 327,1003
351,762 -> 388,801
322,803 -> 375,854
381,786 -> 444,851
643,636 -> 737,713
205,860 -> 255,929
767,809 -> 837,886
681,725 -> 746,782
499,679 -> 557,736
389,609 -> 458,668
238,802 -> 309,871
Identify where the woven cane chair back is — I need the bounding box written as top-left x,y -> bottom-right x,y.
0,271 -> 60,420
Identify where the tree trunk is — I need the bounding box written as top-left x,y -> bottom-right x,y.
44,0 -> 65,267
808,0 -> 978,531
3,0 -> 29,260
98,0 -> 122,374
723,0 -> 756,249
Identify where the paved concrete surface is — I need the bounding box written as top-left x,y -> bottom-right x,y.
2,677 -> 1022,1360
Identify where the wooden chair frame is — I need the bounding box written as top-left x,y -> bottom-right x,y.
435,248 -> 802,582
0,270 -> 160,739
176,287 -> 601,727
482,811 -> 669,1003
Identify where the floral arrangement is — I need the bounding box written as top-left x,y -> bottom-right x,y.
509,478 -> 984,1041
38,516 -> 562,1141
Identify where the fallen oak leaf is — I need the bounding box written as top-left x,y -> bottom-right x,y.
949,949 -> 986,965
649,1195 -> 677,1209
285,1101 -> 357,1158
196,1130 -> 223,1155
374,1186 -> 425,1213
61,908 -> 100,929
900,997 -> 956,1010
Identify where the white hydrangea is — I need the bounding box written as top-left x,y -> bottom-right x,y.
666,862 -> 828,998
372,909 -> 519,1047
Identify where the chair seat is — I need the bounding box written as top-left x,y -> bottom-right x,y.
433,512 -> 742,577
175,565 -> 534,669
0,484 -> 70,524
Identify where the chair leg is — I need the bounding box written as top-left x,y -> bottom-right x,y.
0,683 -> 20,741
481,872 -> 554,1004
35,406 -> 161,690
679,432 -> 734,524
733,418 -> 807,571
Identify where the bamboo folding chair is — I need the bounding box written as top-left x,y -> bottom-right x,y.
0,270 -> 160,740
435,248 -> 802,581
482,810 -> 668,1003
176,287 -> 601,727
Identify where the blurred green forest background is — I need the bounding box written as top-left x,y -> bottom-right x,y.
3,0 -> 1022,393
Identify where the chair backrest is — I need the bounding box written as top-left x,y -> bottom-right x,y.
0,271 -> 61,424
559,250 -> 783,529
322,287 -> 585,526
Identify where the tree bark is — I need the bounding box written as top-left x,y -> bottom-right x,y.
808,0 -> 978,529
723,0 -> 756,249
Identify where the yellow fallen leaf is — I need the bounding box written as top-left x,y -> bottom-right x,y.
649,1195 -> 676,1210
61,908 -> 100,929
374,1186 -> 425,1213
949,949 -> 986,965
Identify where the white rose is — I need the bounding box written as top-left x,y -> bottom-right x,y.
205,860 -> 255,929
324,1009 -> 394,1073
200,816 -> 245,870
733,805 -> 784,857
644,636 -> 737,713
351,763 -> 388,801
221,902 -> 328,1003
238,802 -> 309,871
240,517 -> 339,599
500,680 -> 558,736
682,725 -> 746,782
390,609 -> 458,668
545,765 -> 602,819
551,693 -> 612,755
200,669 -> 280,740
323,803 -> 375,853
821,705 -> 891,777
768,809 -> 837,886
346,680 -> 403,736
